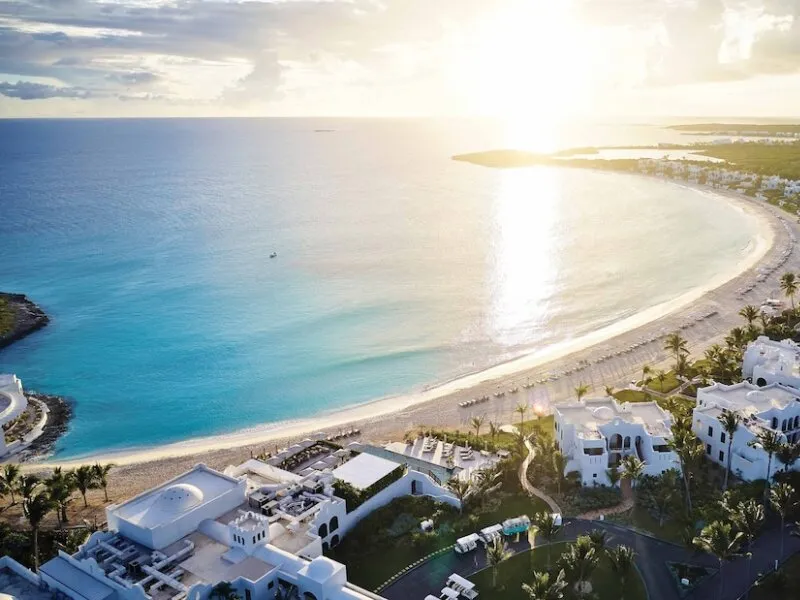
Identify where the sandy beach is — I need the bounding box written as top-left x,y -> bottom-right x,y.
22,176 -> 799,504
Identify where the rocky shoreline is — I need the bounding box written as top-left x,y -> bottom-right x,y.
0,292 -> 49,349
17,392 -> 74,462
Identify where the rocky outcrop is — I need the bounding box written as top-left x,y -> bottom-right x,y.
0,292 -> 49,350
17,392 -> 74,461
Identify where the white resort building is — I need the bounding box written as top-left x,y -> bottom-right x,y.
554,398 -> 680,486
0,374 -> 27,457
694,382 -> 800,481
0,440 -> 460,600
742,336 -> 800,389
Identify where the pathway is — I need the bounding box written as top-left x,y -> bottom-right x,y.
577,479 -> 634,520
519,439 -> 561,514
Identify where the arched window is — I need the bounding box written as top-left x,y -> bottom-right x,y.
795,416 -> 799,429
303,593 -> 318,600
330,516 -> 339,532
782,419 -> 787,431
773,417 -> 779,429
318,523 -> 328,538
331,534 -> 340,547
322,542 -> 329,552
623,436 -> 631,449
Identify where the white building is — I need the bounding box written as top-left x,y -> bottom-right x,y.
694,382 -> 800,481
554,398 -> 680,486
742,336 -> 800,389
0,445 -> 459,600
0,374 -> 28,457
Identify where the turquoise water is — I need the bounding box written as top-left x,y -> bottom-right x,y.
0,118 -> 759,458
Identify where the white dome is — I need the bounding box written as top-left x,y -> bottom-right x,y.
155,483 -> 204,513
746,390 -> 767,402
593,406 -> 614,422
306,557 -> 338,581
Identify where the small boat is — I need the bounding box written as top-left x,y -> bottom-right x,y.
270,252 -> 278,259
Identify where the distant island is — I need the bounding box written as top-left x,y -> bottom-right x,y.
670,123 -> 800,136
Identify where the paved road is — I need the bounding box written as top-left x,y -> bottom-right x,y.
381,518 -> 800,600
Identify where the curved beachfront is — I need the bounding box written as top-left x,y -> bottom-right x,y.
37,176 -> 792,476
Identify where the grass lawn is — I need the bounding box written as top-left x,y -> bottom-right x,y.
608,506 -> 686,545
471,542 -> 647,600
750,553 -> 800,599
645,371 -> 681,394
613,389 -> 650,403
330,492 -> 550,591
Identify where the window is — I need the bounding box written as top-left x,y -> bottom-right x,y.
773,417 -> 779,429
782,419 -> 788,431
252,536 -> 256,544
330,516 -> 339,532
706,444 -> 712,455
707,426 -> 713,437
720,432 -> 726,443
303,593 -> 318,600
268,581 -> 274,590
246,590 -> 252,600
331,534 -> 340,547
318,523 -> 328,538
593,473 -> 597,478
719,451 -> 724,462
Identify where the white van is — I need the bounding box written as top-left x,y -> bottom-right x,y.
479,524 -> 503,545
454,533 -> 481,554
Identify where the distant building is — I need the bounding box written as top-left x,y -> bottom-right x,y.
742,336 -> 800,389
694,382 -> 800,481
554,398 -> 680,486
0,374 -> 27,457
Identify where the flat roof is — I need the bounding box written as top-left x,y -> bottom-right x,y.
747,337 -> 800,377
556,398 -> 672,438
112,465 -> 241,529
331,452 -> 399,490
698,382 -> 800,415
39,557 -> 115,600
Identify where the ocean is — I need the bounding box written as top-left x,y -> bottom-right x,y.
0,118 -> 760,458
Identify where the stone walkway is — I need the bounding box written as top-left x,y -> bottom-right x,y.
519,439 -> 562,514
577,479 -> 635,520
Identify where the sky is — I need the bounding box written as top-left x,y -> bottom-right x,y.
1,0 -> 800,118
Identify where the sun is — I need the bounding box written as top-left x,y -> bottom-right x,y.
453,0 -> 595,149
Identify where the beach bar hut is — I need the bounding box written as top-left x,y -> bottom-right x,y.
501,515 -> 530,536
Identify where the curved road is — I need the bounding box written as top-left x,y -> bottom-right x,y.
519,439 -> 562,514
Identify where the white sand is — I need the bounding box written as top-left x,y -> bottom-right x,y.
38,182 -> 780,471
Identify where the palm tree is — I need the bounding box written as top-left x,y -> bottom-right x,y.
552,451 -> 568,495
641,364 -> 652,388
621,455 -> 645,489
18,474 -> 41,502
749,429 -> 784,496
527,523 -> 540,570
0,464 -> 20,505
693,521 -> 743,600
780,272 -> 798,309
770,482 -> 796,560
669,425 -> 704,515
210,582 -> 240,600
675,354 -> 690,380
23,490 -> 53,571
533,511 -> 561,569
739,305 -> 760,326
521,569 -> 568,600
73,465 -> 98,507
656,369 -> 667,392
651,482 -> 675,527
92,463 -> 114,503
729,498 -> 764,594
469,415 -> 485,438
725,327 -> 748,352
488,421 -> 500,445
515,403 -> 528,434
587,529 -> 607,553
664,332 -> 689,368
485,538 -> 511,588
574,384 -> 589,402
776,443 -> 800,473
607,545 -> 636,600
446,478 -> 470,513
559,536 -> 598,598
606,466 -> 621,489
720,410 -> 742,490
46,469 -> 75,526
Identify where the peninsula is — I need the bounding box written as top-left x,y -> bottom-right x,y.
0,292 -> 49,349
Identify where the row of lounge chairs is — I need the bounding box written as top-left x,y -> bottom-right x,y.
324,428 -> 361,442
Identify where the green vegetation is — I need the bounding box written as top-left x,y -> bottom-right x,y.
332,464 -> 406,512
0,297 -> 14,337
750,553 -> 800,599
408,415 -> 554,454
470,541 -> 647,600
696,143 -> 800,181
613,389 -> 650,403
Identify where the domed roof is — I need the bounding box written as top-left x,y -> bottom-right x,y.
746,390 -> 767,402
593,406 -> 614,422
306,556 -> 339,581
154,483 -> 204,513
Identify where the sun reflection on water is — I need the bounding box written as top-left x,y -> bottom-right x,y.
488,165 -> 561,346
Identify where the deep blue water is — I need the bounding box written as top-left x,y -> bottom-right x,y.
0,118 -> 760,458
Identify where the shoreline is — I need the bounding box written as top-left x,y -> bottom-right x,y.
0,292 -> 49,350
35,174 -> 781,470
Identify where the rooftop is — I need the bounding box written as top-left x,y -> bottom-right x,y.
0,567 -> 53,600
556,397 -> 673,439
746,337 -> 800,378
330,452 -> 400,490
112,465 -> 241,530
697,381 -> 800,419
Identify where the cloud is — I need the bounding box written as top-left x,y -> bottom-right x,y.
0,80 -> 89,99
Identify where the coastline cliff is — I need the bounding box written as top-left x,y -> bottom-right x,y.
0,292 -> 50,349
